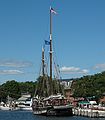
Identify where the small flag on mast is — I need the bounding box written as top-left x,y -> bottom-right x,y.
50,7 -> 57,14
45,40 -> 50,45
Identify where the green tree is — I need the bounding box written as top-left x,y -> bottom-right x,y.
19,81 -> 36,97
1,80 -> 21,99
72,71 -> 105,100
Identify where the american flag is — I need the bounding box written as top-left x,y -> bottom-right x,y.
50,7 -> 57,14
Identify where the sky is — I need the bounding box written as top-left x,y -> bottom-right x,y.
0,0 -> 105,84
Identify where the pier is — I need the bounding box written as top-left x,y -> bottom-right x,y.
73,107 -> 105,118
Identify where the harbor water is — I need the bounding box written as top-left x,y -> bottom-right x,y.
0,111 -> 105,120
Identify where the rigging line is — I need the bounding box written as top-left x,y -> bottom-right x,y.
44,46 -> 49,76
38,59 -> 42,77
53,57 -> 60,80
52,41 -> 61,79
52,40 -> 59,67
45,52 -> 50,76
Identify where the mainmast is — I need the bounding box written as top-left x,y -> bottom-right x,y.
49,6 -> 53,95
50,6 -> 52,82
49,7 -> 57,95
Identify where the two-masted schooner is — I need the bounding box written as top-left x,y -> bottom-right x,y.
32,7 -> 73,116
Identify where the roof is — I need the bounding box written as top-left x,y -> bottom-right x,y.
79,101 -> 90,105
18,94 -> 31,101
18,97 -> 28,101
89,101 -> 97,104
44,94 -> 66,101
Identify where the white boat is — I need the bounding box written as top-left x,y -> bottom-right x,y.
17,103 -> 32,111
17,94 -> 32,111
0,101 -> 20,111
0,105 -> 11,111
0,96 -> 18,111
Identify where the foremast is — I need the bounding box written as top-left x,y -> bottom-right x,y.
42,47 -> 45,76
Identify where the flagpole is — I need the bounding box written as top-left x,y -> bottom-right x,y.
50,6 -> 52,82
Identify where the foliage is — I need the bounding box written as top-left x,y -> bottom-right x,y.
72,71 -> 105,99
0,80 -> 37,101
0,80 -> 21,101
18,81 -> 36,97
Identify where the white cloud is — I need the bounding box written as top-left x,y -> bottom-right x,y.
0,70 -> 24,75
60,66 -> 89,74
94,63 -> 105,70
0,60 -> 33,68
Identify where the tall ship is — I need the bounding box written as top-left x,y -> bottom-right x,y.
32,7 -> 73,116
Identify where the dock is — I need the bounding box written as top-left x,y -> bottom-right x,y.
73,107 -> 105,118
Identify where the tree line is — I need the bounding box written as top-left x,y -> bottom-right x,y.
71,71 -> 105,100
1,71 -> 105,102
0,76 -> 64,102
0,80 -> 37,102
